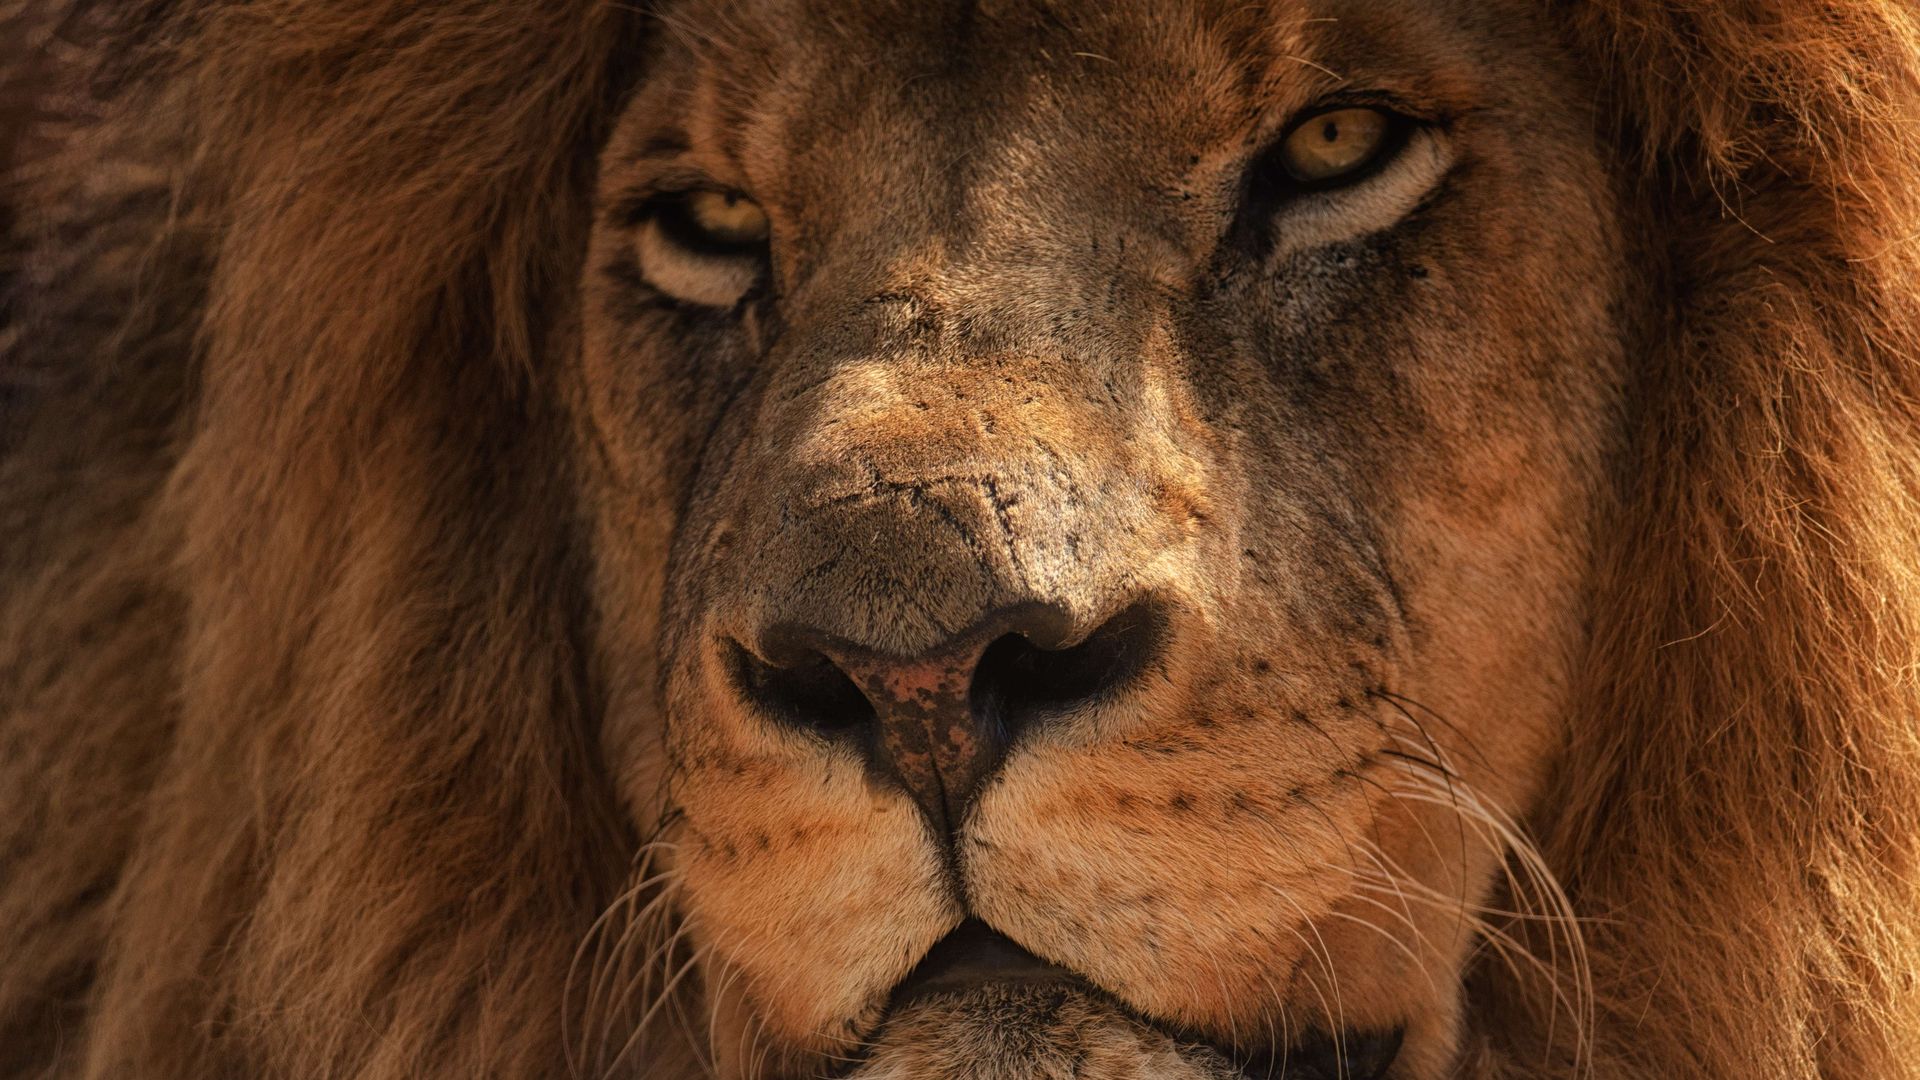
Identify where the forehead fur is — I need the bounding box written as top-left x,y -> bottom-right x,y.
632,0 -> 1514,175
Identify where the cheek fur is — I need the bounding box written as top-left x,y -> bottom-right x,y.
672,753 -> 959,1046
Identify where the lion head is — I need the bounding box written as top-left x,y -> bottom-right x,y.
3,2 -> 1919,1079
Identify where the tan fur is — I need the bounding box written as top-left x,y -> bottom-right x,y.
2,2 -> 1917,1079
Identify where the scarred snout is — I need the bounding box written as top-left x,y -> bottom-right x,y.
687,305 -> 1228,841
710,340 -> 1194,838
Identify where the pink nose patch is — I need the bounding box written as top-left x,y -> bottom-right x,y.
876,658 -> 971,702
840,645 -> 993,837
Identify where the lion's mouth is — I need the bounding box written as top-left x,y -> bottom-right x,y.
887,918 -> 1080,1008
857,919 -> 1404,1080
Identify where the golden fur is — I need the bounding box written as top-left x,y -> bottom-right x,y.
2,2 -> 1918,1078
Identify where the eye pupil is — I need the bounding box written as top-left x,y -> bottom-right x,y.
1321,121 -> 1340,143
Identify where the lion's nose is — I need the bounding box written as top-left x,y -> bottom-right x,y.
729,601 -> 1165,837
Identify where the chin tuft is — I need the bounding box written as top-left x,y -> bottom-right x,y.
850,985 -> 1239,1080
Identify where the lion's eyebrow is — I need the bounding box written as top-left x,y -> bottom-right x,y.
633,132 -> 693,161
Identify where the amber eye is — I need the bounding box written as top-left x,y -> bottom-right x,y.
662,189 -> 770,251
635,189 -> 771,308
1276,107 -> 1397,185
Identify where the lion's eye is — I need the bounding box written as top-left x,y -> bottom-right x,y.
634,189 -> 770,309
1238,102 -> 1447,257
1276,107 -> 1397,185
674,190 -> 770,248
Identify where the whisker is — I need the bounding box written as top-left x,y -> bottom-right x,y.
1267,886 -> 1349,1067
604,935 -> 706,1077
568,834 -> 684,1077
589,880 -> 686,1070
1323,909 -> 1434,990
1379,766 -> 1593,1074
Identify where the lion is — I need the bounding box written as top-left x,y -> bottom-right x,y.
4,0 -> 1919,1077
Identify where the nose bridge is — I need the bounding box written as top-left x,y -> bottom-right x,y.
733,336 -> 1153,658
711,280 -> 1200,836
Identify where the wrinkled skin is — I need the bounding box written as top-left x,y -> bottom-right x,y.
575,0 -> 1626,1076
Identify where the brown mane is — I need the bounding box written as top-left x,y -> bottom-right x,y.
2,1 -> 1917,1077
1517,4 -> 1920,1075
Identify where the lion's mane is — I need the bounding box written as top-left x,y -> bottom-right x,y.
2,2 -> 1916,1077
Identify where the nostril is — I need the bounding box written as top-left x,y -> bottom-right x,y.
970,600 -> 1166,733
728,641 -> 876,736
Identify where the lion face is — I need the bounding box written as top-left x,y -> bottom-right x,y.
574,1 -> 1627,1076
